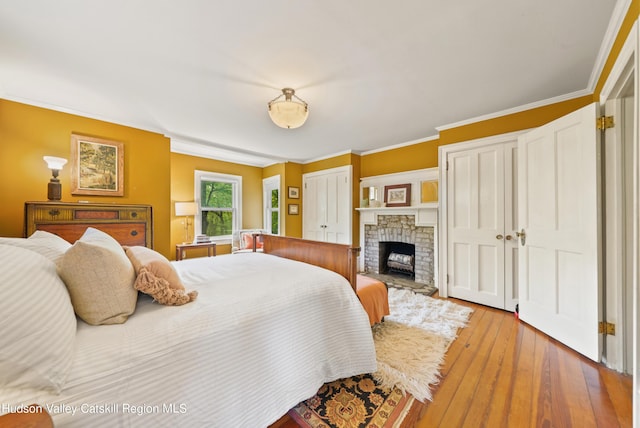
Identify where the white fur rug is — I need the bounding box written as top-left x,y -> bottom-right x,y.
372,288 -> 473,402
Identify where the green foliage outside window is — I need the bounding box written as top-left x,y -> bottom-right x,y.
201,181 -> 233,237
270,189 -> 279,234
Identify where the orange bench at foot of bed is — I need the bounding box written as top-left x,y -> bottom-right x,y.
0,404 -> 53,428
356,275 -> 390,326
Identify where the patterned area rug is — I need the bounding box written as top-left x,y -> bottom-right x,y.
289,373 -> 414,428
289,289 -> 472,427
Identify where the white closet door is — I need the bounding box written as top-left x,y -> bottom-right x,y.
504,143 -> 519,312
517,102 -> 601,362
447,144 -> 506,309
302,166 -> 352,244
302,175 -> 326,241
325,170 -> 350,244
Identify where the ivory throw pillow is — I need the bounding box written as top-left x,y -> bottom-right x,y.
124,246 -> 185,290
0,244 -> 76,392
58,227 -> 137,325
0,230 -> 71,265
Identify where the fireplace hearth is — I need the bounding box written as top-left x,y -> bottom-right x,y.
363,214 -> 434,285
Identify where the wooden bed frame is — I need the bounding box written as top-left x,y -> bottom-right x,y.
258,234 -> 361,292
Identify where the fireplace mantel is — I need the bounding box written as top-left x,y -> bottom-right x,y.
356,203 -> 438,227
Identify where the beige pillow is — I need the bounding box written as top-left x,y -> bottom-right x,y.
124,246 -> 185,290
58,227 -> 137,325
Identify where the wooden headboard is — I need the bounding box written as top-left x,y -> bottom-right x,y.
24,202 -> 153,247
259,234 -> 360,292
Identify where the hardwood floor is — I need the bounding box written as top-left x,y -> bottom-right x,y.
273,295 -> 633,428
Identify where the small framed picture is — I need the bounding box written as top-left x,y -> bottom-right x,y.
288,186 -> 300,199
384,184 -> 412,207
288,204 -> 299,215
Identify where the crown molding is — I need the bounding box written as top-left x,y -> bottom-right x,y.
169,136 -> 286,168
435,89 -> 591,132
588,0 -> 632,91
360,135 -> 439,156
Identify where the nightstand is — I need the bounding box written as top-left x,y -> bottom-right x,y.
176,242 -> 217,261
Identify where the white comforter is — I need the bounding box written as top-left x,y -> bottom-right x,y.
1,253 -> 376,427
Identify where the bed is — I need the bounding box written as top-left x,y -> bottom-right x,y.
0,209 -> 376,427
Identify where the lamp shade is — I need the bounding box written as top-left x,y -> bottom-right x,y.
43,156 -> 67,170
175,202 -> 197,216
268,88 -> 309,129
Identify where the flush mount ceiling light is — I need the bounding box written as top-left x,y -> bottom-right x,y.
268,88 -> 309,129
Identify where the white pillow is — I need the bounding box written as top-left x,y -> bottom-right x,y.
0,230 -> 71,265
58,227 -> 137,325
0,244 -> 76,393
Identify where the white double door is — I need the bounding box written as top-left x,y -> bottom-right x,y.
447,141 -> 519,311
446,103 -> 601,361
302,166 -> 352,244
517,103 -> 601,362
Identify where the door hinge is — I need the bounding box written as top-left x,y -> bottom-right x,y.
446,274 -> 449,284
446,161 -> 449,171
596,116 -> 614,130
598,321 -> 616,336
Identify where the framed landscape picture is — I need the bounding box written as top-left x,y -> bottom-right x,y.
70,134 -> 124,196
384,183 -> 411,207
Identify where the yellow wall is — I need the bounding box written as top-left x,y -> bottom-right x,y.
0,99 -> 172,257
361,139 -> 439,177
349,153 -> 362,246
439,95 -> 594,146
284,162 -> 303,237
170,152 -> 263,256
302,153 -> 353,174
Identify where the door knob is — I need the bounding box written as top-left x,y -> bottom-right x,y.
515,229 -> 526,246
496,234 -> 503,240
505,235 -> 513,240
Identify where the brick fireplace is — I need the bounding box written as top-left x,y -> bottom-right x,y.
362,214 -> 435,285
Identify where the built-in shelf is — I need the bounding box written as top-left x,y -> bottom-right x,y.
356,203 -> 438,211
356,204 -> 438,227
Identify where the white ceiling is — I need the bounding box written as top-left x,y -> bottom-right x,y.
0,1 -> 620,166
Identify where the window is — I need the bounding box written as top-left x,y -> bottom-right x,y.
195,170 -> 242,241
263,176 -> 280,235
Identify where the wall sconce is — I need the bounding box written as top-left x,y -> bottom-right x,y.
175,202 -> 197,244
268,88 -> 309,129
43,156 -> 68,201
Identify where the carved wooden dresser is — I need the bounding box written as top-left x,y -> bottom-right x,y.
24,201 -> 153,247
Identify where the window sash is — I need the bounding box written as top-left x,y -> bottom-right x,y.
195,170 -> 242,241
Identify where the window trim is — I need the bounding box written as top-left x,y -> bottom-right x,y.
195,170 -> 242,242
263,175 -> 281,235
